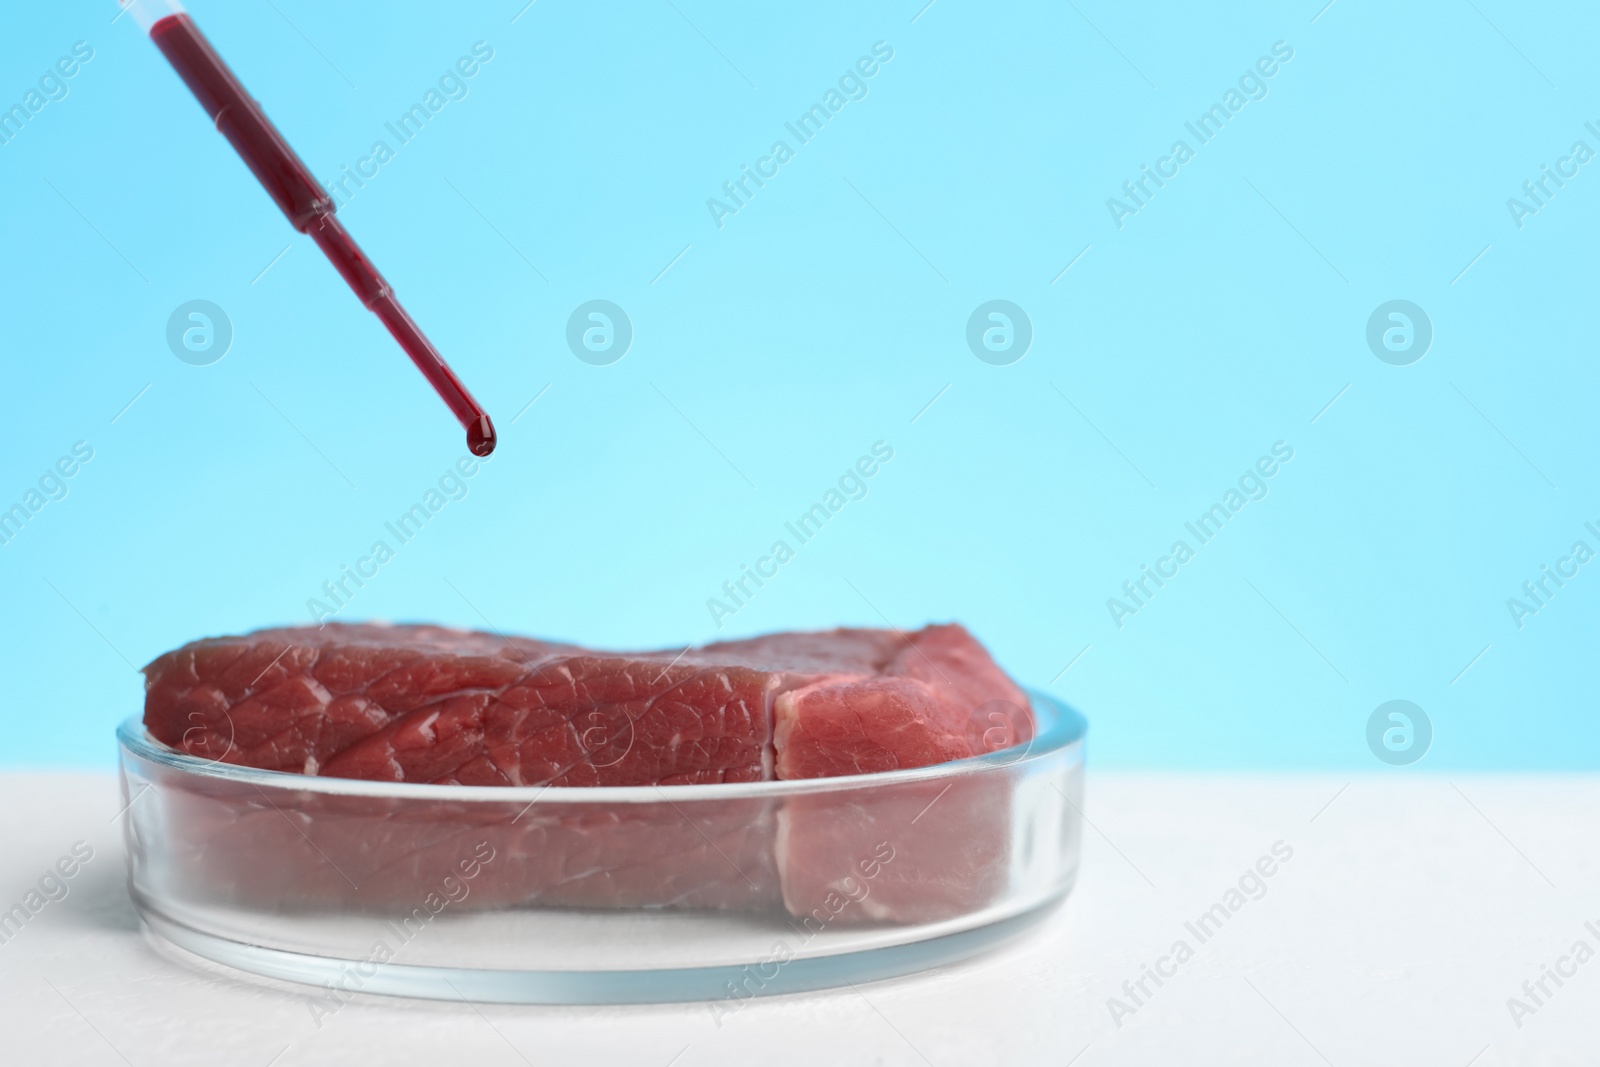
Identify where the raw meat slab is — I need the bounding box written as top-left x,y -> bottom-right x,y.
143,622 -> 1031,786
138,622 -> 1033,921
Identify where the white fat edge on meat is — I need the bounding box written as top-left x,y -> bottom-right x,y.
292,676 -> 337,776
302,676 -> 335,708
763,674 -> 813,781
773,801 -> 795,911
769,673 -> 863,768
854,890 -> 896,921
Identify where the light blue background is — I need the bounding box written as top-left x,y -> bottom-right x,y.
1,0 -> 1595,771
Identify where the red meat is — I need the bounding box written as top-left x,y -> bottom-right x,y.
143,622 -> 1031,786
137,622 -> 1033,920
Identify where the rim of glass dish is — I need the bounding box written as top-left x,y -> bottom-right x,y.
116,688 -> 1086,804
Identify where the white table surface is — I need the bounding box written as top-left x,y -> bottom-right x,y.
1,770 -> 1595,1066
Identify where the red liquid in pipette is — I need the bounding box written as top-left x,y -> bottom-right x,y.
149,13 -> 495,456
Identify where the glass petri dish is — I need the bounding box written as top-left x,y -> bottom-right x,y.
116,689 -> 1086,1004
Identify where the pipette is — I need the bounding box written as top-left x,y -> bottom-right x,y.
120,0 -> 497,456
